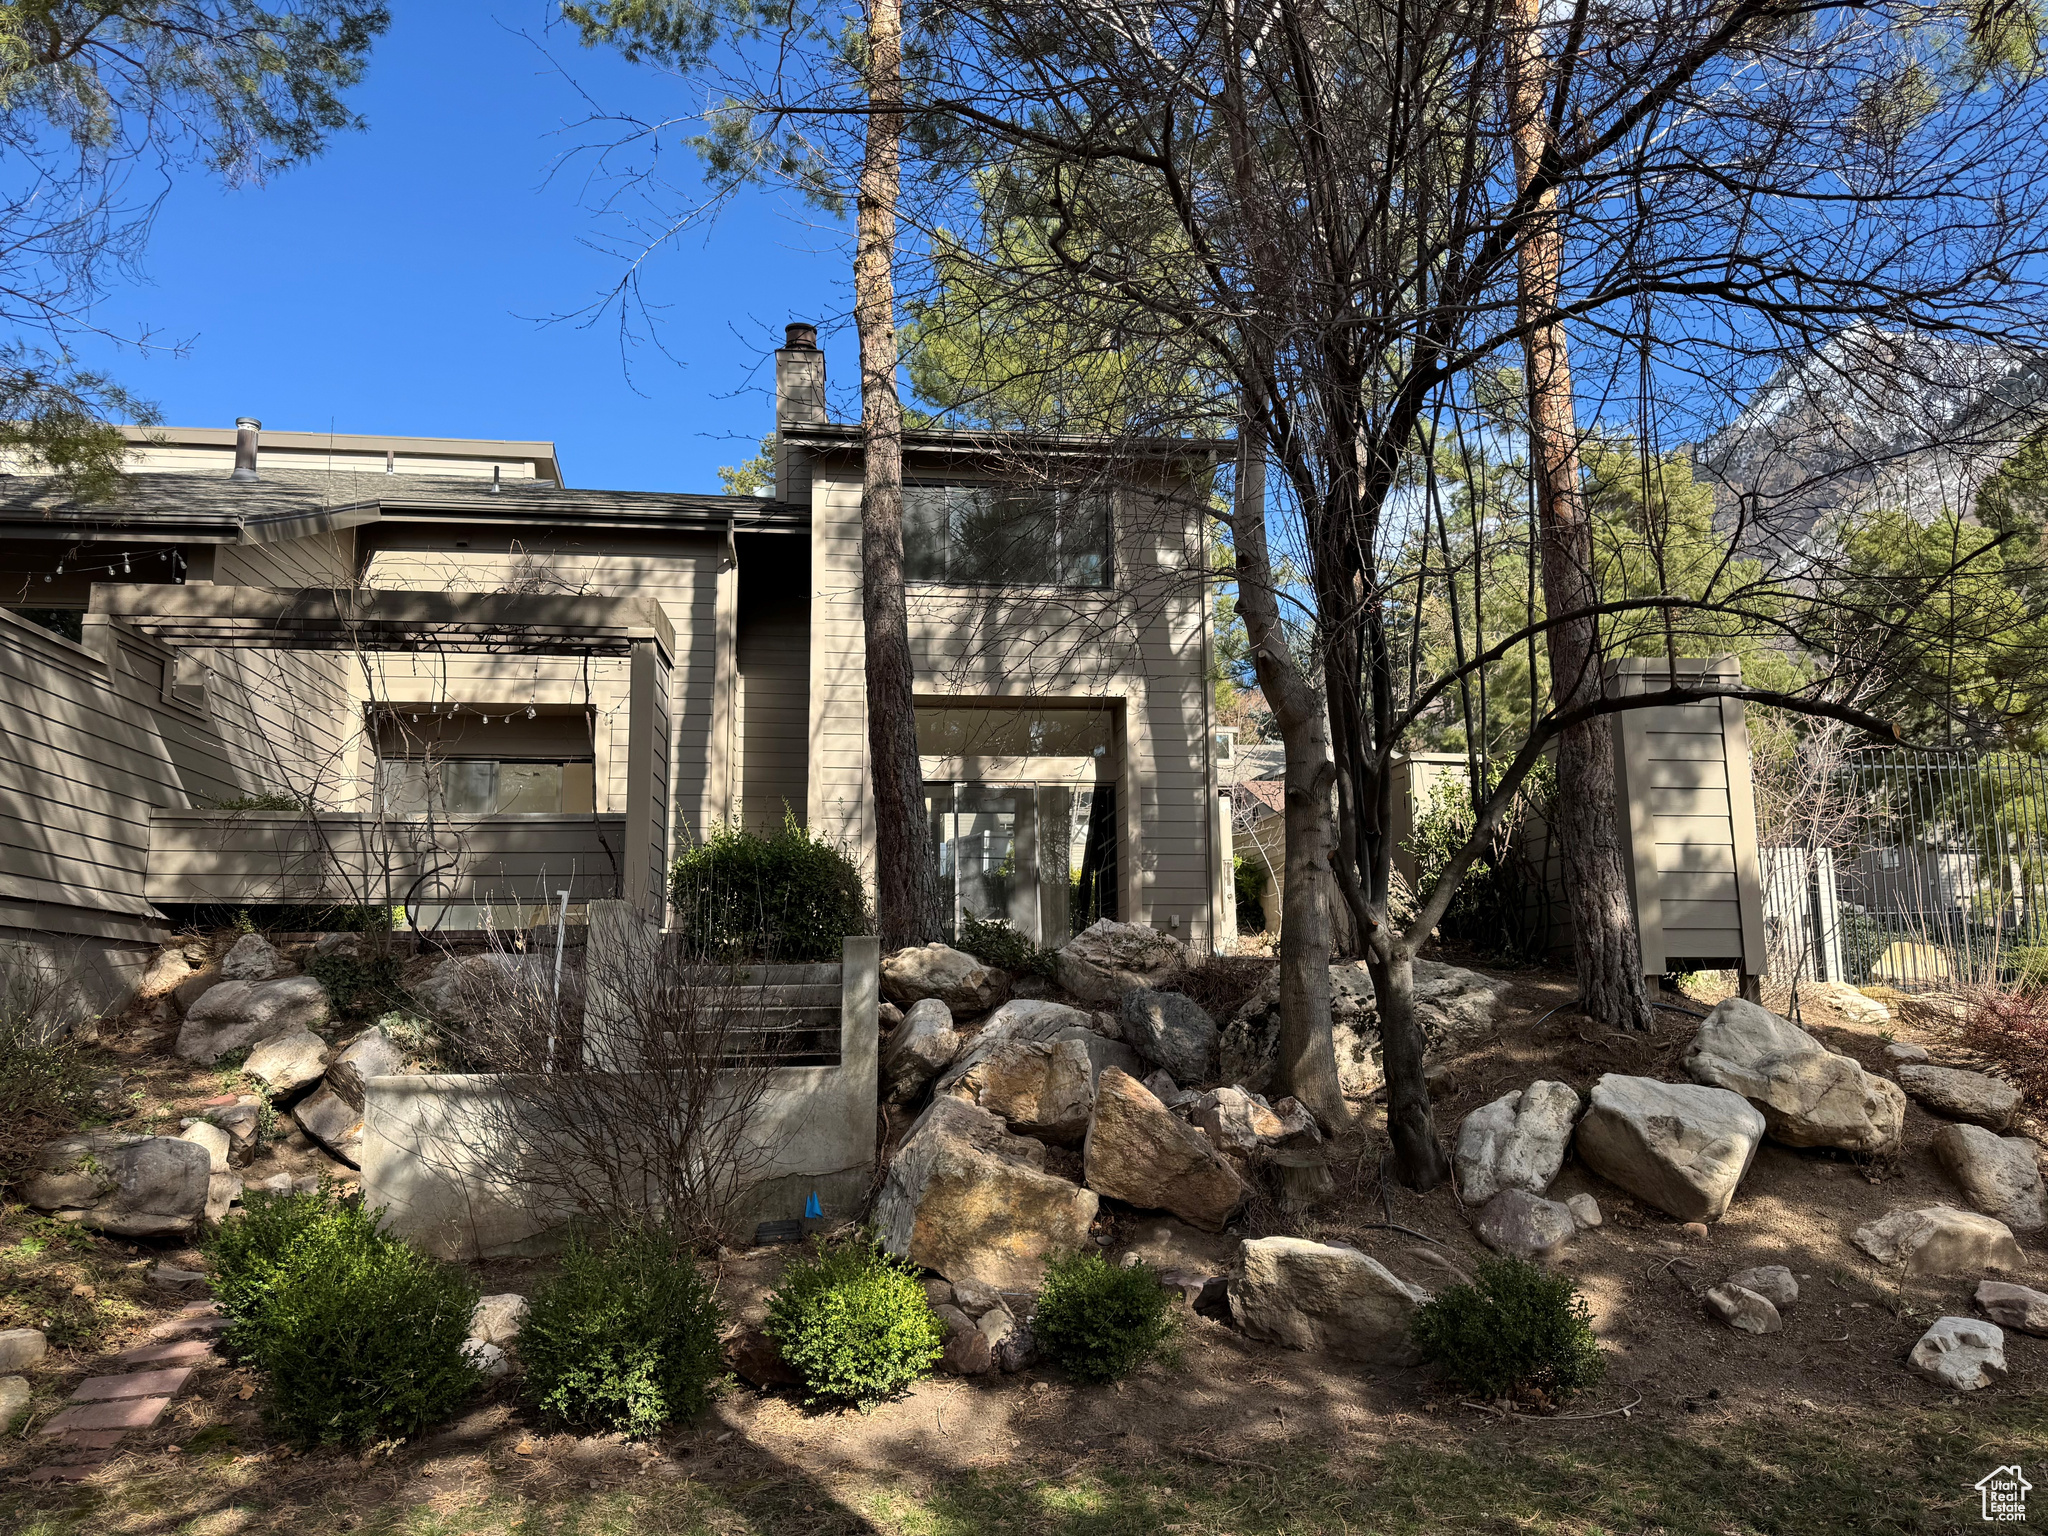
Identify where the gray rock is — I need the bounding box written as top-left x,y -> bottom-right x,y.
150,1263 -> 207,1288
1474,1189 -> 1578,1260
1084,1068 -> 1244,1232
177,1122 -> 233,1174
1726,1265 -> 1798,1311
974,1301 -> 1033,1372
206,1171 -> 241,1223
1453,1081 -> 1581,1204
293,1083 -> 365,1167
933,999 -> 1098,1096
208,1098 -> 262,1147
878,999 -> 904,1031
0,1329 -> 47,1373
0,1376 -> 27,1432
310,931 -> 364,961
326,1027 -> 407,1110
462,1339 -> 512,1379
220,932 -> 285,981
1895,1064 -> 2023,1131
1141,1068 -> 1182,1104
1566,1193 -> 1603,1229
1976,1280 -> 2048,1335
1683,998 -> 1905,1154
1885,1042 -> 1931,1064
19,1133 -> 211,1237
874,1097 -> 1098,1290
410,952 -> 538,1023
1190,1085 -> 1319,1158
1853,1206 -> 2025,1275
1054,919 -> 1189,1003
1229,1236 -> 1430,1364
1908,1316 -> 2007,1390
172,968 -> 222,1015
472,1293 -> 529,1346
1932,1123 -> 2048,1231
936,1303 -> 995,1374
1118,989 -> 1218,1084
1704,1283 -> 1783,1334
176,976 -> 331,1064
243,1029 -> 331,1096
1573,1074 -> 1766,1223
1807,981 -> 1889,1026
882,997 -> 959,1103
1054,1026 -> 1146,1088
881,943 -> 1007,1013
949,1277 -> 1002,1317
949,1037 -> 1095,1144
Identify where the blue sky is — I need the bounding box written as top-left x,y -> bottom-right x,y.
70,5 -> 863,493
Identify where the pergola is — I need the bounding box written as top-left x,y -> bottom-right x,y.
89,584 -> 674,914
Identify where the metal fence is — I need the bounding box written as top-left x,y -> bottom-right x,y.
1760,750 -> 2048,992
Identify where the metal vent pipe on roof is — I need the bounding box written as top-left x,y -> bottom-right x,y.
231,417 -> 261,481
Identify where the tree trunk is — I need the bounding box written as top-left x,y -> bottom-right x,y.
856,0 -> 941,952
1232,426 -> 1349,1128
1365,946 -> 1450,1189
1504,0 -> 1650,1030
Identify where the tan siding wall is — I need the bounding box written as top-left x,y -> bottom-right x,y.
736,542 -> 810,834
805,465 -> 1217,947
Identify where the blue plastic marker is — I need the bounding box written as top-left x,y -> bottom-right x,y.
804,1190 -> 823,1219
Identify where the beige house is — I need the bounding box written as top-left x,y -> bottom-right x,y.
0,325 -> 1231,1013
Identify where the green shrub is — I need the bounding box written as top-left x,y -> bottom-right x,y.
231,1207 -> 481,1447
670,815 -> 868,962
1030,1251 -> 1180,1383
305,951 -> 405,1020
519,1227 -> 725,1436
764,1235 -> 945,1407
203,1185 -> 368,1338
1411,1256 -> 1605,1402
956,912 -> 1057,978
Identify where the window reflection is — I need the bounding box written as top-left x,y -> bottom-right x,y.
903,484 -> 1110,587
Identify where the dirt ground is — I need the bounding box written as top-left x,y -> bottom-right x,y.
4,952 -> 2045,1533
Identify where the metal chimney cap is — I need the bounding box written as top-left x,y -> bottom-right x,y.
230,417 -> 261,481
235,416 -> 262,430
783,322 -> 818,349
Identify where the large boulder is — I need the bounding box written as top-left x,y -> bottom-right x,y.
1932,1123 -> 2048,1232
1683,998 -> 1905,1154
1572,1074 -> 1766,1223
881,943 -> 1006,1013
18,1133 -> 211,1238
410,952 -> 536,1023
326,1027 -> 406,1110
1453,1081 -> 1581,1204
1228,1237 -> 1429,1364
1218,959 -> 1507,1096
243,1029 -> 331,1097
948,1038 -> 1095,1144
175,977 -> 330,1064
1894,1065 -> 2023,1131
1909,1316 -> 2007,1391
1475,1188 -> 1577,1260
1852,1206 -> 2026,1275
220,932 -> 286,981
932,999 -> 1101,1096
1082,1068 -> 1244,1232
1118,989 -> 1217,1084
874,1097 -> 1098,1290
1054,919 -> 1188,1004
882,998 -> 959,1102
1808,981 -> 1889,1027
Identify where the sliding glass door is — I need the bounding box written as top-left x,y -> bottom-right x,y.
926,782 -> 1117,944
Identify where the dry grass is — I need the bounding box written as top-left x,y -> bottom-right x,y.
1960,984 -> 2048,1106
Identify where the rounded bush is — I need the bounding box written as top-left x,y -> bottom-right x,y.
203,1185 -> 374,1345
670,817 -> 868,962
519,1227 -> 725,1437
1411,1256 -> 1605,1402
234,1210 -> 481,1447
764,1235 -> 945,1407
1030,1251 -> 1180,1383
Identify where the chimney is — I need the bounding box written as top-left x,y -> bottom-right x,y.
774,322 -> 825,506
230,417 -> 261,481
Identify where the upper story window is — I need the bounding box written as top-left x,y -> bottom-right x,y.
903,483 -> 1111,588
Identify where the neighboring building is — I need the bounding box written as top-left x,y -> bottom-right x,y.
0,325 -> 1230,1014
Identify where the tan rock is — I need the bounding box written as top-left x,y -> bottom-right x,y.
1852,1205 -> 2025,1275
882,997 -> 959,1103
1083,1068 -> 1244,1232
951,1037 -> 1095,1144
881,943 -> 1006,1013
1932,1123 -> 2047,1231
1228,1237 -> 1429,1364
1054,919 -> 1188,1003
1453,1080 -> 1581,1203
1975,1280 -> 2048,1335
1572,1075 -> 1765,1223
874,1097 -> 1098,1290
1909,1316 -> 2006,1390
1704,1283 -> 1781,1334
935,1303 -> 994,1375
1683,998 -> 1904,1154
1894,1065 -> 2022,1131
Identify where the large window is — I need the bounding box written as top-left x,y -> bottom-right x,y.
379,758 -> 596,817
903,483 -> 1111,587
926,782 -> 1117,943
915,704 -> 1114,760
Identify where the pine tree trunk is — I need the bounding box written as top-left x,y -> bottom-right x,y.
856,0 -> 940,951
1504,0 -> 1650,1030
